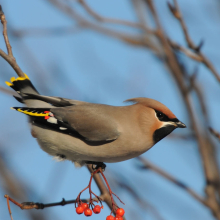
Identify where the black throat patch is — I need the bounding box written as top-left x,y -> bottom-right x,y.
153,125 -> 176,144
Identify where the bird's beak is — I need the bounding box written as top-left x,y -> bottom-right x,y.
176,120 -> 186,128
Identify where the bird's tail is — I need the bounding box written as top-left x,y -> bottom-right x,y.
5,74 -> 39,95
5,74 -> 39,103
5,74 -> 54,108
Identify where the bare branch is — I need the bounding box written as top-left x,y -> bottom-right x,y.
0,5 -> 25,77
79,0 -> 142,29
137,157 -> 207,206
11,26 -> 80,37
168,0 -> 195,49
209,127 -> 220,142
5,195 -> 88,210
109,172 -> 165,220
169,39 -> 203,62
0,5 -> 13,56
143,1 -> 220,218
47,0 -> 161,60
168,0 -> 220,83
131,0 -> 148,28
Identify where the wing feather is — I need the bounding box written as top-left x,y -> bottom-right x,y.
51,104 -> 120,142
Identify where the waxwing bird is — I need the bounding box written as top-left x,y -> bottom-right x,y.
6,74 -> 186,168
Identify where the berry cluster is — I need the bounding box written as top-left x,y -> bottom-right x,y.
75,167 -> 125,219
76,202 -> 103,217
106,208 -> 125,220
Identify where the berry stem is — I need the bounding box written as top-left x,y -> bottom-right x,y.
76,168 -> 103,208
99,169 -> 125,214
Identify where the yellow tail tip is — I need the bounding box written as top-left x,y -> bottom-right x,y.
10,76 -> 16,82
10,107 -> 15,110
10,73 -> 30,83
5,81 -> 13,87
24,73 -> 30,79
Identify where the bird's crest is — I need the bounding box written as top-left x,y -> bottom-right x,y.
125,97 -> 176,119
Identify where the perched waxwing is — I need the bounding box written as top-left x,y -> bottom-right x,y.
6,74 -> 186,167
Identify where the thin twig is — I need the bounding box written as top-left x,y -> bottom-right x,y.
11,26 -> 80,37
4,195 -> 88,210
79,0 -> 142,29
47,0 -> 159,52
0,5 -> 25,77
131,0 -> 148,28
169,39 -> 203,61
137,157 -> 207,206
0,5 -> 13,57
109,171 -> 165,220
209,127 -> 220,142
6,196 -> 13,220
168,0 -> 220,83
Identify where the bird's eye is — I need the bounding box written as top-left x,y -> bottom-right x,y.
156,111 -> 164,120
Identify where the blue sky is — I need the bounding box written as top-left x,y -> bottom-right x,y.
0,0 -> 220,220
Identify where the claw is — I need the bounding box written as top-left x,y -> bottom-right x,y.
86,161 -> 106,172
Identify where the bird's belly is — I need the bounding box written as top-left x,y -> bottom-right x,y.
32,126 -> 153,163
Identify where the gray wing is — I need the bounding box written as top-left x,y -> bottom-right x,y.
51,104 -> 120,142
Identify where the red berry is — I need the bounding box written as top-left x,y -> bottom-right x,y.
76,206 -> 84,214
81,203 -> 89,210
116,208 -> 125,217
106,215 -> 115,220
93,205 -> 101,214
115,217 -> 123,220
84,208 -> 93,216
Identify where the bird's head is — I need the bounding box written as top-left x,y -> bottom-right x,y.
125,98 -> 186,144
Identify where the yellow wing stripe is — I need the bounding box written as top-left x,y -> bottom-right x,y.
15,108 -> 49,117
5,73 -> 30,87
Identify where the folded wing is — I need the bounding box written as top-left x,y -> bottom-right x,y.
51,104 -> 120,142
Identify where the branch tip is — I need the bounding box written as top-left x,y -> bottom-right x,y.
0,5 -> 3,16
195,39 -> 204,53
167,2 -> 180,19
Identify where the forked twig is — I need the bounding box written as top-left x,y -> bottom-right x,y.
167,0 -> 220,83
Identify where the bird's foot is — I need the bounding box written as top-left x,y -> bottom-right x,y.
86,161 -> 106,172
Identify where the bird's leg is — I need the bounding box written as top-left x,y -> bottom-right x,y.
86,161 -> 106,172
75,167 -> 103,209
